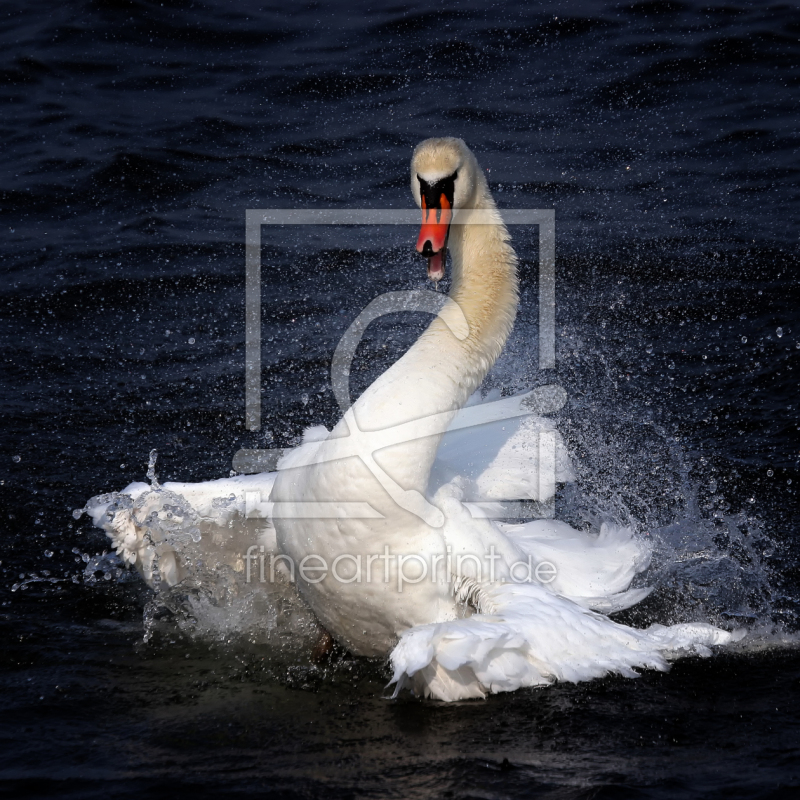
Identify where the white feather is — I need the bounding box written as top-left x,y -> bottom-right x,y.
390,583 -> 737,701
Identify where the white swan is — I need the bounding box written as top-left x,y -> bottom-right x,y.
86,137 -> 739,701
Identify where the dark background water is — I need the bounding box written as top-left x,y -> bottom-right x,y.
1,1 -> 799,797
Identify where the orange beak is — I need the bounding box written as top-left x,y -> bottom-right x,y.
416,193 -> 452,283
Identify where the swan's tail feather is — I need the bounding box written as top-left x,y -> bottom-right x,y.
389,583 -> 737,701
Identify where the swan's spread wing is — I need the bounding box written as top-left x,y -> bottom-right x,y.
87,473 -> 279,587
389,582 -> 738,701
497,518 -> 654,612
435,482 -> 653,614
88,422 -> 335,589
430,392 -> 574,505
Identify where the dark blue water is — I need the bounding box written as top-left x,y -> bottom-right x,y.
1,1 -> 799,797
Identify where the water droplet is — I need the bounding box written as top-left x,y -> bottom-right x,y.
147,450 -> 160,489
711,314 -> 717,320
188,337 -> 195,344
767,469 -> 773,477
776,327 -> 783,338
748,497 -> 755,504
72,508 -> 84,520
645,344 -> 653,354
788,479 -> 793,486
12,455 -> 20,463
741,336 -> 747,344
44,550 -> 53,558
668,362 -> 675,370
301,393 -> 309,406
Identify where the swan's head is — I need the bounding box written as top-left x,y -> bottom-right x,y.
411,137 -> 480,283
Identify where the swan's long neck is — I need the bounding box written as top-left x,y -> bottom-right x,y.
438,197 -> 519,399
349,182 -> 518,495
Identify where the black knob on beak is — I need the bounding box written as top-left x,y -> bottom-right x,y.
419,240 -> 436,258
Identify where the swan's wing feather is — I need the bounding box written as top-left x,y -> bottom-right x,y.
566,587 -> 653,614
88,420 -> 334,587
390,583 -> 735,701
87,472 -> 279,587
436,483 -> 653,611
497,519 -> 653,604
430,392 -> 574,504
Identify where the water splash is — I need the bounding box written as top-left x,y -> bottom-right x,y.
146,448 -> 160,490
80,472 -> 322,656
491,289 -> 798,641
